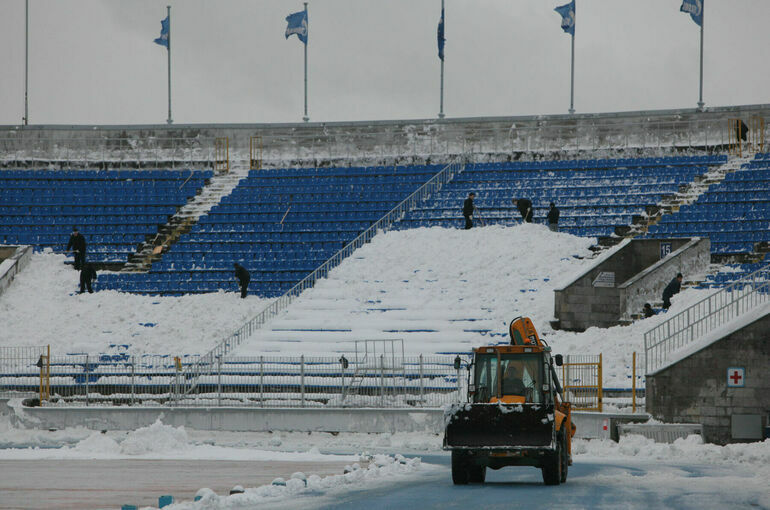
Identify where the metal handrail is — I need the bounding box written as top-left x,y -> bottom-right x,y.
644,262 -> 770,374
179,160 -> 465,395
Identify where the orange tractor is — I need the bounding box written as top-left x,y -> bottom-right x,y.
444,317 -> 575,485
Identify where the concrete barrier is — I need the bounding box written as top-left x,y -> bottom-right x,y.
11,402 -> 648,439
0,246 -> 33,297
618,423 -> 702,443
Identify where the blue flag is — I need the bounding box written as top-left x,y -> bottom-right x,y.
437,7 -> 445,61
154,16 -> 169,48
680,0 -> 703,27
554,1 -> 575,36
285,10 -> 308,44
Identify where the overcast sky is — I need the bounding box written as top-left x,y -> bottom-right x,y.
1,0 -> 768,126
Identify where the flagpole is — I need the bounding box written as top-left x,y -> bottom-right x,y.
166,5 -> 173,124
569,26 -> 575,115
303,2 -> 309,122
438,0 -> 445,119
697,4 -> 704,111
24,0 -> 29,125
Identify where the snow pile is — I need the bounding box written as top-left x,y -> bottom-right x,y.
160,454 -> 431,510
117,418 -> 190,455
0,252 -> 270,355
576,435 -> 770,467
0,224 -> 723,386
0,418 -> 363,463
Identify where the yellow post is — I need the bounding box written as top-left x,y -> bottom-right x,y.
214,137 -> 229,173
632,351 -> 636,413
45,345 -> 50,401
598,353 -> 603,413
750,116 -> 765,154
250,135 -> 263,171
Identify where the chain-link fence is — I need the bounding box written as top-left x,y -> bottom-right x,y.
0,349 -> 467,408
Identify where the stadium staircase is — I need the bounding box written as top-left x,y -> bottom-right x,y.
122,166 -> 249,272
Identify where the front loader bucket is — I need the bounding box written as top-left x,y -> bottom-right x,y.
444,403 -> 554,448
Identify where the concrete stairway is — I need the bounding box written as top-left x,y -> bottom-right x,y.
623,153 -> 756,239
122,165 -> 250,272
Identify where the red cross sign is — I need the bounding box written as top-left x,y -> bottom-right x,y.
727,367 -> 745,388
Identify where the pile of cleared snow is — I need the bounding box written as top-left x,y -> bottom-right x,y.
0,419 -> 360,463
576,435 -> 770,467
160,454 -> 432,510
0,252 -> 271,355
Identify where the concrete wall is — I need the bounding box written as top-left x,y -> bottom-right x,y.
554,238 -> 708,330
618,238 -> 711,320
0,245 -> 32,297
646,312 -> 770,444
7,402 -> 647,439
2,103 -> 768,167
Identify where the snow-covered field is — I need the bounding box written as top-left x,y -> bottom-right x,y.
1,415 -> 768,510
1,223 -> 716,387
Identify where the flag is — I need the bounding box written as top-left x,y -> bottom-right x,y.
554,1 -> 575,36
437,7 -> 445,61
285,10 -> 308,44
680,0 -> 703,27
154,16 -> 169,48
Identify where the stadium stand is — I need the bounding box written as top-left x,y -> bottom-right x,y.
395,155 -> 727,238
0,169 -> 212,263
98,164 -> 443,296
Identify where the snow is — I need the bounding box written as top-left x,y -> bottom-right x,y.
1,223 -> 724,387
0,418 -> 361,463
1,411 -> 769,510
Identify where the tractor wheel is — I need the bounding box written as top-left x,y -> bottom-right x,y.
451,451 -> 470,485
468,463 -> 486,484
542,434 -> 564,486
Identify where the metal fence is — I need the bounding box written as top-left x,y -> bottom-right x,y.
644,262 -> 770,374
0,350 -> 465,408
561,354 -> 602,412
178,161 -> 464,395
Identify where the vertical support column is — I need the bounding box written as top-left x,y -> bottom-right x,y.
632,351 -> 636,413
419,354 -> 424,405
84,354 -> 89,407
598,353 -> 603,413
216,355 -> 222,407
300,355 -> 305,408
379,354 -> 385,407
259,356 -> 264,407
130,356 -> 135,406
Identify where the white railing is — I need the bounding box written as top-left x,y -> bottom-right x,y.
179,160 -> 465,395
644,263 -> 770,374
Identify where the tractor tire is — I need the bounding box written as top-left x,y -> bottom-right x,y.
468,463 -> 486,484
451,451 -> 470,485
542,433 -> 565,486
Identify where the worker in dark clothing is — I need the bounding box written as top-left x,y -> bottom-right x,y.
662,273 -> 683,309
513,198 -> 533,223
79,263 -> 97,294
546,202 -> 560,232
643,303 -> 655,318
66,227 -> 87,270
234,263 -> 251,299
462,192 -> 476,230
